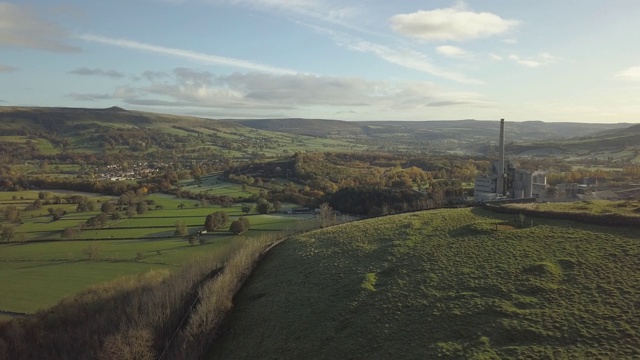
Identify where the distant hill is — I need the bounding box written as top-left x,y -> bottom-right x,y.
0,106 -> 233,133
209,208 -> 640,359
510,122 -> 640,162
0,106 -> 368,159
227,118 -> 629,142
232,118 -> 364,136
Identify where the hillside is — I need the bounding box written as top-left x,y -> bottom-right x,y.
0,106 -> 364,161
233,118 -> 364,136
231,118 -> 628,142
0,106 -> 233,131
209,208 -> 640,359
511,122 -> 640,162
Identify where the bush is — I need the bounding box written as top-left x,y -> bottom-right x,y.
174,221 -> 188,236
82,245 -> 100,260
61,227 -> 77,238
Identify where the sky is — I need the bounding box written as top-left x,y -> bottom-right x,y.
1,0 -> 640,123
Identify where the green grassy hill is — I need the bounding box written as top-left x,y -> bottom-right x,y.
208,208 -> 640,359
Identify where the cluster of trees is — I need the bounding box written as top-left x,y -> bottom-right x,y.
326,186 -> 443,216
1,224 -> 16,242
229,217 -> 250,235
204,211 -> 229,232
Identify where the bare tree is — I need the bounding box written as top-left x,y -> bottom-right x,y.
319,203 -> 336,228
83,245 -> 100,260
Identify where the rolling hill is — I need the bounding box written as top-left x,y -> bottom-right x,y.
208,207 -> 640,359
230,118 -> 629,142
0,106 -> 365,159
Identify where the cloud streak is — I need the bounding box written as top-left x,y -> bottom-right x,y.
77,34 -> 301,75
69,67 -> 125,78
68,68 -> 491,114
0,64 -> 18,73
508,53 -> 558,68
308,25 -> 481,84
209,0 -> 366,34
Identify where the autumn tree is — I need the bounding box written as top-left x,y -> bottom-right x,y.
229,217 -> 250,235
256,199 -> 272,214
174,221 -> 188,236
319,202 -> 336,228
3,206 -> 21,223
204,211 -> 229,231
1,225 -> 15,242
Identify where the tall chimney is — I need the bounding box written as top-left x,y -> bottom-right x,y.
497,118 -> 505,196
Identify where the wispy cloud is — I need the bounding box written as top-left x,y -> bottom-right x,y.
348,40 -> 481,84
488,53 -> 503,61
68,92 -> 114,101
508,53 -> 558,68
69,67 -> 125,78
436,45 -> 470,59
68,67 -> 491,115
616,65 -> 640,81
77,34 -> 301,75
209,0 -> 365,33
308,26 -> 481,84
0,64 -> 18,73
0,2 -> 80,52
390,2 -> 519,42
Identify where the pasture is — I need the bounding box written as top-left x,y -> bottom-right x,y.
0,189 -> 313,314
209,207 -> 640,359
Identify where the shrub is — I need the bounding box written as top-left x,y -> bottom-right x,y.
83,245 -> 100,260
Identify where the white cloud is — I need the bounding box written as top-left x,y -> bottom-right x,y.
77,34 -> 301,75
488,53 -> 503,61
436,45 -> 469,58
615,66 -> 640,80
69,67 -> 125,78
390,3 -> 519,41
0,2 -> 79,52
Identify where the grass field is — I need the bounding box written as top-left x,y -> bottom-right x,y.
177,175 -> 262,197
209,207 -> 640,359
0,189 -> 314,314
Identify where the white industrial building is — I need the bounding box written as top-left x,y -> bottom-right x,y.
474,119 -> 546,202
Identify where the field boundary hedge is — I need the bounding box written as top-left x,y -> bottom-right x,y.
482,204 -> 640,227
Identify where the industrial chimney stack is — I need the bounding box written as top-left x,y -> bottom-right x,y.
497,119 -> 505,196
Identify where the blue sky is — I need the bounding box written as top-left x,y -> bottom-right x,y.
1,0 -> 640,122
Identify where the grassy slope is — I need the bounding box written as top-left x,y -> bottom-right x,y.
209,208 -> 640,359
